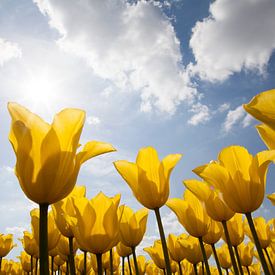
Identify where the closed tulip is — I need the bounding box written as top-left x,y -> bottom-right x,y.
21,231 -> 39,257
217,244 -> 232,271
18,251 -> 32,273
31,208 -> 61,251
238,242 -> 254,267
116,242 -> 132,258
57,234 -> 78,258
167,233 -> 188,263
0,234 -> 16,259
144,240 -> 166,270
223,214 -> 244,247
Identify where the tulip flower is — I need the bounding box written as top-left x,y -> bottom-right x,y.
118,205 -> 148,274
116,242 -> 131,275
144,240 -> 166,271
0,234 -> 16,269
267,193 -> 275,205
238,242 -> 254,272
52,185 -> 86,274
114,146 -> 182,275
194,145 -> 275,274
166,189 -> 211,274
179,235 -> 211,275
18,251 -> 32,273
75,253 -> 92,274
71,192 -> 121,275
216,244 -> 232,273
167,233 -> 187,275
8,103 -> 116,275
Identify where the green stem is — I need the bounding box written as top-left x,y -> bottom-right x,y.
96,254 -> 103,275
202,261 -> 205,275
246,266 -> 251,275
233,246 -> 244,275
0,257 -> 2,271
83,251 -> 87,275
154,208 -> 172,275
66,260 -> 69,275
122,257 -> 125,275
193,264 -> 198,275
127,255 -> 132,275
51,256 -> 54,275
68,237 -> 76,275
35,258 -> 38,275
177,261 -> 183,275
39,203 -> 49,275
225,268 -> 229,275
131,247 -> 139,275
264,248 -> 275,274
211,243 -> 222,275
198,237 -> 210,275
58,265 -> 60,275
245,213 -> 270,275
162,268 -> 166,275
109,248 -> 113,275
221,221 -> 239,275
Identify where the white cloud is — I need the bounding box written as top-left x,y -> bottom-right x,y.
188,103 -> 211,126
160,211 -> 185,235
33,0 -> 198,114
0,38 -> 21,66
5,226 -> 26,237
217,103 -> 230,113
222,105 -> 253,133
189,0 -> 275,81
86,115 -> 101,126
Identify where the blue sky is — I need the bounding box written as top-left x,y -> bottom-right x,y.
0,0 -> 274,260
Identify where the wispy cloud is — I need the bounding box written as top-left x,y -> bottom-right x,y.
188,103 -> 211,126
0,38 -> 21,66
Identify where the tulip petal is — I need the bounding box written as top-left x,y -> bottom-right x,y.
243,89 -> 275,129
267,193 -> 275,205
183,179 -> 211,201
256,124 -> 275,149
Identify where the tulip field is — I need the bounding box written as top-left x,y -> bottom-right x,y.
0,89 -> 274,275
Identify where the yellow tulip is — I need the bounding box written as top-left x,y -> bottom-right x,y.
8,102 -> 116,205
0,234 -> 16,258
114,146 -> 181,210
21,231 -> 39,257
18,251 -> 32,273
116,242 -> 132,258
119,205 -> 148,248
71,192 -> 121,254
52,185 -> 86,238
179,235 -> 211,265
102,249 -> 120,272
57,234 -> 78,257
184,178 -> 234,222
166,189 -> 210,238
31,208 -> 61,251
144,240 -> 166,270
54,254 -> 65,267
267,193 -> 275,205
243,89 -> 275,129
238,242 -> 254,267
223,214 -> 244,247
145,260 -> 160,275
75,253 -> 92,274
244,217 -> 271,249
202,219 -> 223,245
167,233 -> 188,263
193,145 -> 275,214
216,244 -> 232,270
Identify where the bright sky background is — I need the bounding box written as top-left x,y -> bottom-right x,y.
0,0 -> 274,260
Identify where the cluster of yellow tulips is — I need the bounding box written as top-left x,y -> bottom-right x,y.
0,89 -> 274,275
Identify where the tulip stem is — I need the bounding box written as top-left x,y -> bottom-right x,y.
245,213 -> 270,275
131,247 -> 139,275
127,255 -> 132,275
246,266 -> 250,275
35,258 -> 38,275
233,246 -> 244,275
264,248 -> 275,274
122,257 -> 125,275
96,254 -> 103,275
39,203 -> 49,275
51,256 -> 54,275
83,251 -> 87,275
31,256 -> 33,275
162,268 -> 166,275
154,208 -> 172,275
68,237 -> 76,275
0,257 -> 2,270
193,264 -> 198,275
110,248 -> 114,275
198,237 -> 211,275
178,261 -> 183,275
225,268 -> 229,275
211,244 -> 222,275
221,221 -> 239,275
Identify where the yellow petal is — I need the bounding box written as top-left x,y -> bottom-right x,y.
267,193 -> 275,205
76,141 -> 116,165
243,89 -> 275,129
256,124 -> 275,149
183,179 -> 211,201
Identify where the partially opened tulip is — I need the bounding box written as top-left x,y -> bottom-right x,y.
194,145 -> 275,275
216,244 -> 232,272
114,146 -> 182,275
144,240 -> 166,271
71,192 -> 121,275
0,234 -> 16,268
238,242 -> 254,271
18,251 -> 32,273
166,189 -> 211,274
8,103 -> 116,275
118,205 -> 148,274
